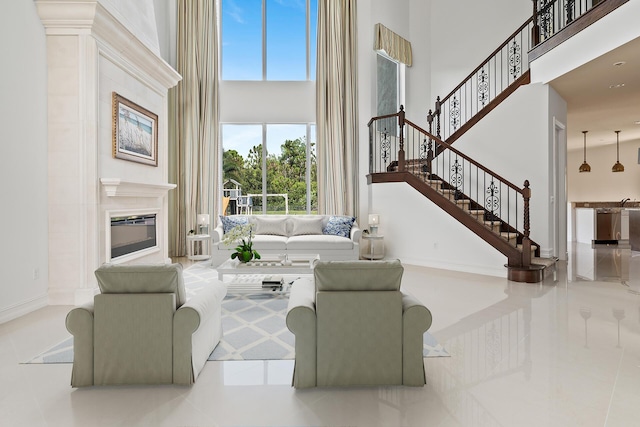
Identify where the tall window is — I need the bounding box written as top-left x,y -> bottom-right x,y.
221,0 -> 318,81
222,124 -> 317,215
377,53 -> 401,135
220,0 -> 318,216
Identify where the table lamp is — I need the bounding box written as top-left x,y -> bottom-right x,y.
368,214 -> 380,235
197,214 -> 210,235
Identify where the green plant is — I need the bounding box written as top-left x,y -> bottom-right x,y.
222,223 -> 261,263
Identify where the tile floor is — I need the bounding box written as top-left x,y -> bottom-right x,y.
1,244 -> 639,426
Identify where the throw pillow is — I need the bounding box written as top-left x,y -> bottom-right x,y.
254,216 -> 288,236
219,215 -> 248,234
290,217 -> 324,236
322,216 -> 356,238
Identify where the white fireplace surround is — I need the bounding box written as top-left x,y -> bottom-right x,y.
37,1 -> 181,306
100,178 -> 177,198
101,179 -> 176,264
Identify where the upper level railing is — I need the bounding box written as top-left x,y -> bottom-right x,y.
368,108 -> 532,256
533,0 -> 605,45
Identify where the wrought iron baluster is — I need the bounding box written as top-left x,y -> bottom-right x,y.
380,128 -> 390,170
478,67 -> 489,107
486,179 -> 500,222
508,40 -> 521,80
450,95 -> 460,131
450,159 -> 463,200
565,0 -> 575,24
539,0 -> 553,40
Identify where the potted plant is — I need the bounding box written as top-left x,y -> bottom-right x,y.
222,223 -> 261,263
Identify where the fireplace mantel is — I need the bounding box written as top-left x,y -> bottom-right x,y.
100,178 -> 176,198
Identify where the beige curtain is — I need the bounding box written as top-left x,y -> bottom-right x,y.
316,0 -> 359,216
169,0 -> 220,257
374,23 -> 412,66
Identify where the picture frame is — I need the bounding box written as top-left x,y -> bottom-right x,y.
112,92 -> 158,166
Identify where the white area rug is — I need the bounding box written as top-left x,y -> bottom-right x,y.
25,262 -> 449,363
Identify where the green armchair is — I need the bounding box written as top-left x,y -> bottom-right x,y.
286,260 -> 432,388
65,263 -> 226,387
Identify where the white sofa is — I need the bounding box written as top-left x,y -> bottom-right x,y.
210,214 -> 361,267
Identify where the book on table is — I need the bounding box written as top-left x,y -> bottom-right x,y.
262,275 -> 284,288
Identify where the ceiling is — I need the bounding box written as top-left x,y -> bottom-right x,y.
549,36 -> 640,151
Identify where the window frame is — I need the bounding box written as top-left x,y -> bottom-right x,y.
221,0 -> 317,81
220,122 -> 317,215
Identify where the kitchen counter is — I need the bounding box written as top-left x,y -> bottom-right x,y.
573,201 -> 640,209
571,202 -> 635,245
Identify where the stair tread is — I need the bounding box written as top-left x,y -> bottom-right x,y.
500,232 -> 518,240
516,243 -> 539,249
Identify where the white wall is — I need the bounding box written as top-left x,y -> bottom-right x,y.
220,81 -> 315,123
0,1 -> 49,322
154,0 -> 176,66
405,0 -> 431,122
454,83 -> 566,258
429,0 -> 530,100
372,183 -> 508,277
567,139 -> 640,202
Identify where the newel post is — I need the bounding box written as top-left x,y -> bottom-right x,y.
531,0 -> 540,46
522,180 -> 532,266
426,109 -> 434,175
398,105 -> 405,172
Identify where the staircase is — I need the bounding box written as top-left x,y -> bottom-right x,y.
368,110 -> 549,283
368,1 -> 627,282
367,1 -> 625,282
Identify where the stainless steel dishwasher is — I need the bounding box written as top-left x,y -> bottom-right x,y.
595,209 -> 621,243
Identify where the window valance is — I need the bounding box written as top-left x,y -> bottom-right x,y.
374,23 -> 412,67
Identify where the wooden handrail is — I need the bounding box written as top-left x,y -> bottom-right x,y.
367,112 -> 400,127
403,118 -> 524,194
440,16 -> 534,105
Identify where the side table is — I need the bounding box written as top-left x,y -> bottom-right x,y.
361,234 -> 384,260
187,234 -> 211,260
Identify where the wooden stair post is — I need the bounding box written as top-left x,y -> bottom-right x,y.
398,106 -> 406,172
521,180 -> 532,267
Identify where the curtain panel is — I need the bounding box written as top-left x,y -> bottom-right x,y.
374,23 -> 413,66
169,0 -> 220,256
316,0 -> 359,217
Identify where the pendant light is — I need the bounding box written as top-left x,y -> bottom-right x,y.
612,130 -> 624,172
579,130 -> 591,172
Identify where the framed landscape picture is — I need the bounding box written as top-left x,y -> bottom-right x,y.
112,92 -> 158,166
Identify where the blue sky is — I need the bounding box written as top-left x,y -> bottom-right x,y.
221,0 -> 317,80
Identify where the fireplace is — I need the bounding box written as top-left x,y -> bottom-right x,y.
107,210 -> 159,262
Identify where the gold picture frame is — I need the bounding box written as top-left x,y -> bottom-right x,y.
112,92 -> 158,166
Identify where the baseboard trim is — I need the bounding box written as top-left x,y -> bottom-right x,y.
0,295 -> 48,325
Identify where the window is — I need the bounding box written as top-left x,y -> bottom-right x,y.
221,0 -> 318,81
376,53 -> 401,134
222,124 -> 317,215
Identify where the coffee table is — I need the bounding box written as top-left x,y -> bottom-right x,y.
216,254 -> 318,294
